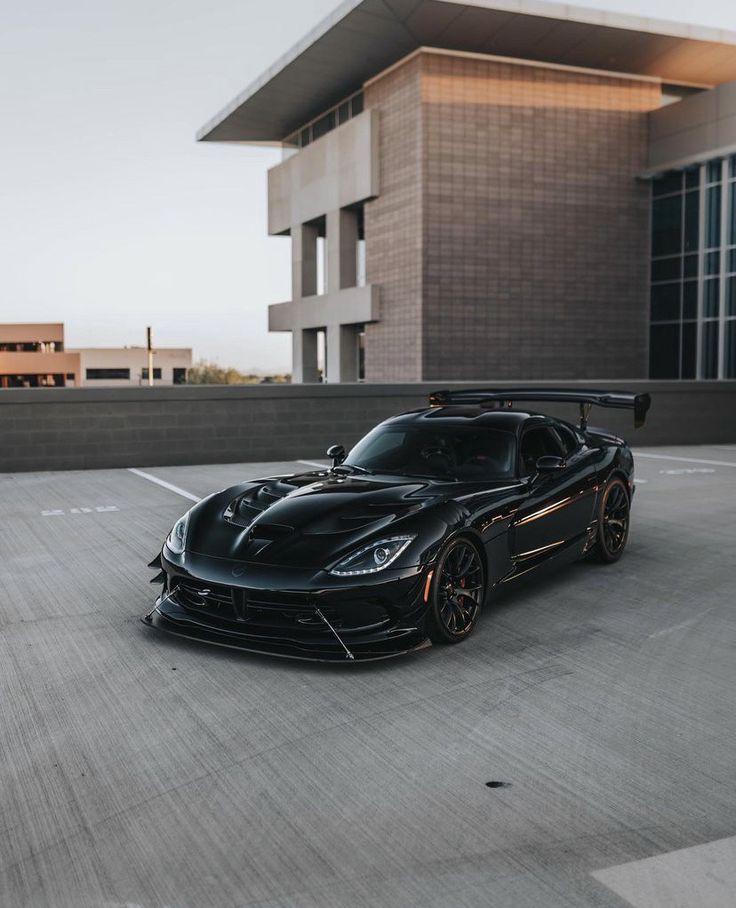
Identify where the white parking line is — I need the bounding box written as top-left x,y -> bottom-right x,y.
298,460 -> 329,470
634,451 -> 736,467
127,468 -> 201,502
592,835 -> 736,908
648,610 -> 714,638
41,506 -> 120,517
659,468 -> 715,475
636,452 -> 736,468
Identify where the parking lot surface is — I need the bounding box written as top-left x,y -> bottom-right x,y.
1,447 -> 735,908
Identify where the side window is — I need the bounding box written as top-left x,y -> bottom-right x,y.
519,427 -> 565,475
553,424 -> 580,458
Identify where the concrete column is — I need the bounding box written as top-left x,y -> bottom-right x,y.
293,328 -> 320,383
325,324 -> 359,383
326,208 -> 358,293
291,223 -> 318,300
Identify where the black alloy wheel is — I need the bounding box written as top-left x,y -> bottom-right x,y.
593,477 -> 631,563
428,538 -> 485,644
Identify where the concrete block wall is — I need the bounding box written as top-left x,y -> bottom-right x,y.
364,55 -> 424,382
0,382 -> 735,473
420,51 -> 660,381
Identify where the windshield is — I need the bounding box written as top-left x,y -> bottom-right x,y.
345,424 -> 517,481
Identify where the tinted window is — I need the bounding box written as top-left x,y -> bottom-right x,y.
346,425 -> 516,480
519,427 -> 565,475
652,195 -> 682,256
650,283 -> 680,322
684,190 -> 699,251
702,321 -> 719,379
649,323 -> 680,378
85,368 -> 130,380
682,322 -> 697,379
554,424 -> 580,457
706,185 -> 721,248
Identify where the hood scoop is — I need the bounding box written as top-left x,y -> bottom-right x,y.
305,501 -> 422,535
225,479 -> 298,528
244,521 -> 294,557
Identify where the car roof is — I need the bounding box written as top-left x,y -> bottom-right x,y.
383,406 -> 554,433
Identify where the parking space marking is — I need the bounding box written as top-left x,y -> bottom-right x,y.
41,506 -> 120,517
648,609 -> 714,639
659,468 -> 715,475
592,835 -> 736,908
636,452 -> 736,468
127,468 -> 201,502
298,460 -> 329,470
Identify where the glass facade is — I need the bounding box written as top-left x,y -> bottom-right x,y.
650,154 -> 736,379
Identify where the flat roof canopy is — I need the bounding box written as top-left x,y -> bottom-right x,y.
198,0 -> 736,144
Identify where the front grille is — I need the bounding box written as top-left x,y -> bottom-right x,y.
173,579 -> 340,629
175,579 -> 237,620
172,579 -> 387,633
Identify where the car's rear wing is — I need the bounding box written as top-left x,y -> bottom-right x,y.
428,387 -> 651,430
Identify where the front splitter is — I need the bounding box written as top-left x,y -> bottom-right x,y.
141,608 -> 432,663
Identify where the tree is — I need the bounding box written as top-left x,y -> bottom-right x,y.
186,360 -> 290,384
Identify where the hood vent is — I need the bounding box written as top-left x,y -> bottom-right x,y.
305,502 -> 421,535
249,522 -> 293,541
225,478 -> 297,528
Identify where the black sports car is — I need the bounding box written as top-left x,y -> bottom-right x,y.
143,388 -> 650,662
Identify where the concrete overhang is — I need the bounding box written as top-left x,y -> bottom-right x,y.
198,0 -> 736,144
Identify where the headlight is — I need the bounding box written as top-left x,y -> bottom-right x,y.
331,535 -> 415,576
165,512 -> 189,556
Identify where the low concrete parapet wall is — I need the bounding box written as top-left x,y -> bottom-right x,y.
0,381 -> 734,472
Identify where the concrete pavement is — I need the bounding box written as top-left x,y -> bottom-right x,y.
0,447 -> 734,908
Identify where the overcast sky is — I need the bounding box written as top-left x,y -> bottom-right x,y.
1,0 -> 735,371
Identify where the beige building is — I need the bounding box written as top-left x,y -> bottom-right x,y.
0,324 -> 192,388
0,324 -> 81,388
71,347 -> 192,386
199,0 -> 736,383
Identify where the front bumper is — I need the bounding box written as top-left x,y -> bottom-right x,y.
142,550 -> 432,662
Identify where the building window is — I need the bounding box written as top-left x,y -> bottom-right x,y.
173,368 -> 187,384
141,368 -> 162,380
650,154 -> 736,379
0,373 -> 64,388
86,368 -> 130,380
282,90 -> 364,154
0,340 -> 61,352
355,204 -> 366,288
317,329 -> 327,383
357,327 -> 366,381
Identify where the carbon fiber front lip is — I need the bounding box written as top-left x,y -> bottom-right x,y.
141,605 -> 432,663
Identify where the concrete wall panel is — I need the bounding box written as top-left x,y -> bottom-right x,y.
648,81 -> 736,171
268,110 -> 380,236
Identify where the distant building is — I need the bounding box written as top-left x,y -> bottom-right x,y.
0,324 -> 81,387
0,324 -> 192,388
70,347 -> 192,386
199,0 -> 736,383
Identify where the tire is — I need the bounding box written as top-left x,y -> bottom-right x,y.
590,477 -> 631,564
427,537 -> 486,644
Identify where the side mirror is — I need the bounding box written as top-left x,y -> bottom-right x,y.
535,455 -> 565,474
326,444 -> 346,468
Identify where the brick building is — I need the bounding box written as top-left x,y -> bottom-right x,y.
199,0 -> 736,383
